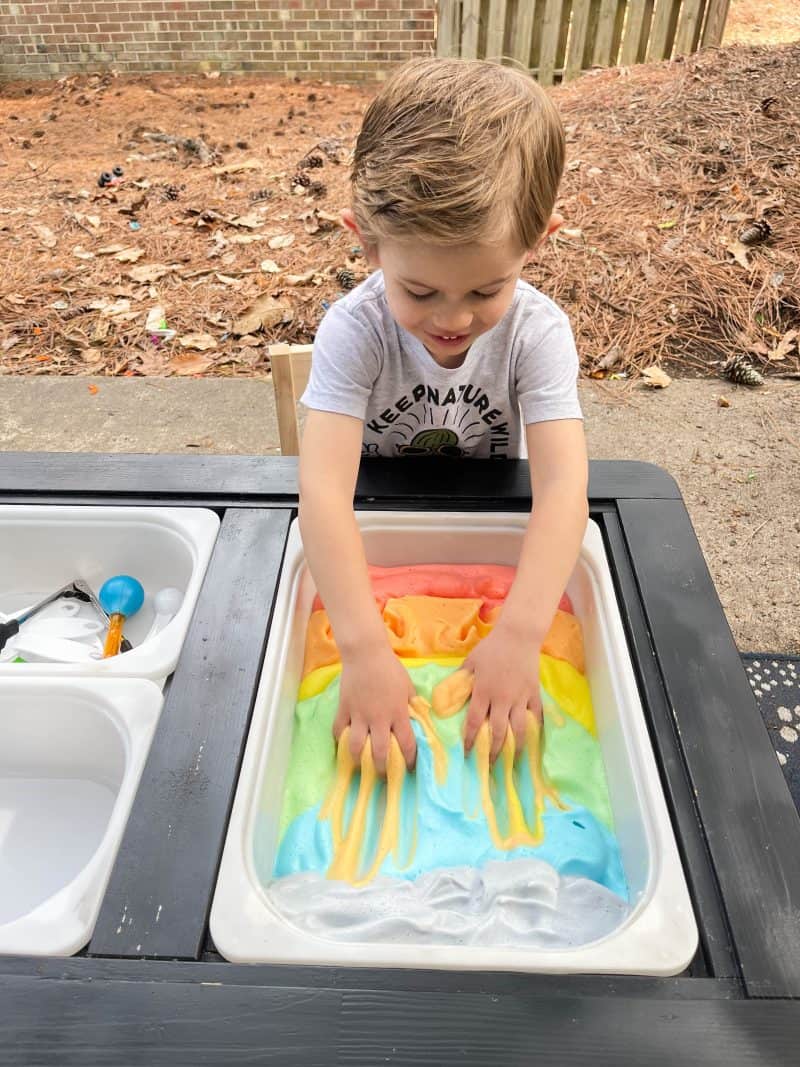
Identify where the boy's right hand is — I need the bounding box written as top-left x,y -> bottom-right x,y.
333,642 -> 417,775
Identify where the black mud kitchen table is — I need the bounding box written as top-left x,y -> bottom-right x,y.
1,453 -> 799,1067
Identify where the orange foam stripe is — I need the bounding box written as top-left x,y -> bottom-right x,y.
301,598 -> 584,678
542,609 -> 585,676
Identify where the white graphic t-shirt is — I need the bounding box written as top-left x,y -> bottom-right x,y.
300,270 -> 582,459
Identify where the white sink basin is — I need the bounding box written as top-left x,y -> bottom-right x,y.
0,677 -> 162,956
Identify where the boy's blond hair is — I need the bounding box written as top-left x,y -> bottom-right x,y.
351,57 -> 565,252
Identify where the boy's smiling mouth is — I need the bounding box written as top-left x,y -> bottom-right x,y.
427,331 -> 470,347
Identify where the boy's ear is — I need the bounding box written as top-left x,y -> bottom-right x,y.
525,213 -> 565,261
341,209 -> 379,265
340,208 -> 360,235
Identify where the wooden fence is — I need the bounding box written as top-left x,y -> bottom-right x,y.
436,0 -> 732,84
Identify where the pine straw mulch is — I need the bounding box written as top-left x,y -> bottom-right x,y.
1,41 -> 798,382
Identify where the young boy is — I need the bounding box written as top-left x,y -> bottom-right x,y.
299,57 -> 588,776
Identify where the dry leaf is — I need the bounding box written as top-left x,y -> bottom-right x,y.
178,332 -> 217,351
114,247 -> 145,263
725,239 -> 751,270
135,349 -> 169,374
237,346 -> 262,366
769,329 -> 798,362
73,246 -> 95,260
229,233 -> 266,245
86,215 -> 102,228
211,160 -> 264,175
128,262 -> 174,283
97,243 -> 128,255
169,352 -> 214,375
717,396 -> 731,408
641,366 -> 672,389
285,270 -> 318,286
88,384 -> 99,395
91,317 -> 111,343
233,293 -> 293,336
32,224 -> 57,248
260,259 -> 281,274
268,233 -> 295,250
214,273 -> 240,286
230,212 -> 263,229
301,209 -> 340,236
100,299 -> 131,318
560,227 -> 583,239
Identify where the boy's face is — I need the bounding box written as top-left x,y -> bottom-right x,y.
371,236 -> 528,367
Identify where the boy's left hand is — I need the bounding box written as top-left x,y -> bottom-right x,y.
462,623 -> 542,763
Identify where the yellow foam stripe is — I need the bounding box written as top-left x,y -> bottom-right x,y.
319,725 -> 358,849
473,711 -> 564,850
325,735 -> 378,883
298,656 -> 465,702
432,667 -> 473,718
408,694 -> 448,784
320,727 -> 409,886
298,654 -> 596,739
540,654 -> 596,737
358,736 -> 406,886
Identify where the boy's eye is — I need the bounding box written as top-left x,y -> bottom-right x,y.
405,289 -> 500,301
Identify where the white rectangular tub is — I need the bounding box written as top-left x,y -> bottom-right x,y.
0,506 -> 219,680
0,677 -> 162,956
211,512 -> 698,974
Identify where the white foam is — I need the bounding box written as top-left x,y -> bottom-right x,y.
267,859 -> 629,948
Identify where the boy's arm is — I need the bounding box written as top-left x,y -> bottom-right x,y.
463,418 -> 588,760
299,409 -> 417,773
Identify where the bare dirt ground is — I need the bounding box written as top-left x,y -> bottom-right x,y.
724,0 -> 800,46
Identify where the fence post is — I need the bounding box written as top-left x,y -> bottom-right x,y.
437,0 -> 458,58
461,0 -> 481,59
702,0 -> 732,46
538,0 -> 564,85
674,0 -> 705,55
486,0 -> 508,60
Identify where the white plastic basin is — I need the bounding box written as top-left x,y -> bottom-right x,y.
211,512 -> 698,974
0,506 -> 219,680
0,677 -> 162,956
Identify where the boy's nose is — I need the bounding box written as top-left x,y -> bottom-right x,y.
432,314 -> 472,334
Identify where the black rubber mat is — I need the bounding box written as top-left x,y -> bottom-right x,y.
742,653 -> 800,813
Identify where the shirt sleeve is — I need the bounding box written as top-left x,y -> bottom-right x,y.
300,301 -> 382,420
514,309 -> 583,425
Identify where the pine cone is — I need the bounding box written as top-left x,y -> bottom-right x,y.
301,153 -> 324,169
160,183 -> 183,202
336,268 -> 356,291
291,172 -> 312,188
308,180 -> 327,198
249,187 -> 273,203
738,219 -> 772,246
723,355 -> 764,387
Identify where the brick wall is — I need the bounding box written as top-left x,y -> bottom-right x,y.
0,1 -> 437,81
